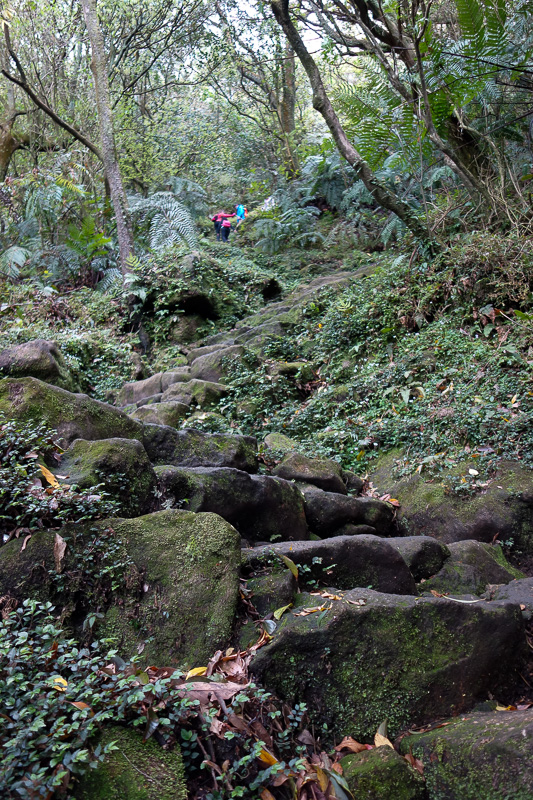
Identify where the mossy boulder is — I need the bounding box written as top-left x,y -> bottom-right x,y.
398,709 -> 533,800
250,589 -> 525,742
75,726 -> 186,800
300,484 -> 396,537
388,536 -> 451,581
421,540 -> 525,596
116,369 -> 191,407
0,530 -> 55,601
247,570 -> 297,616
372,456 -> 533,554
263,432 -> 300,453
143,425 -> 258,472
98,510 -> 241,665
189,345 -> 244,382
489,577 -> 533,619
341,747 -> 425,800
0,377 -> 144,447
60,438 -> 157,517
273,452 -> 347,494
160,378 -> 228,407
131,401 -> 190,428
0,339 -> 78,391
243,535 -> 417,594
156,466 -> 308,542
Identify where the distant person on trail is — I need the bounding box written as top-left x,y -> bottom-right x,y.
235,203 -> 246,227
220,212 -> 236,242
211,211 -> 223,240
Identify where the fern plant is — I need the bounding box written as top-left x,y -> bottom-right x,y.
129,192 -> 198,252
254,206 -> 323,254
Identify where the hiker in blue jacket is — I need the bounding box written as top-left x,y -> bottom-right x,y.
235,203 -> 246,227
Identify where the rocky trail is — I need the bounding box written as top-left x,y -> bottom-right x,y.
1,267 -> 533,799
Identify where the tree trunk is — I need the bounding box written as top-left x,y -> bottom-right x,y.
270,0 -> 433,246
79,0 -> 134,274
0,115 -> 19,179
280,40 -> 299,177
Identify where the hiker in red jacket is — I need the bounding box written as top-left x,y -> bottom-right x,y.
220,211 -> 236,242
211,211 -> 224,240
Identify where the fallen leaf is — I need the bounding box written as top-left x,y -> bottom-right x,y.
468,468 -> 479,476
257,747 -> 278,766
279,554 -> 299,579
316,766 -> 329,792
346,598 -> 366,606
334,736 -> 368,754
186,666 -> 207,679
260,790 -> 276,800
404,752 -> 424,776
69,701 -> 93,715
374,732 -> 394,749
52,676 -> 67,692
39,464 -> 59,487
20,534 -> 32,552
496,704 -> 517,711
273,603 -> 293,620
430,590 -> 446,598
54,533 -> 67,573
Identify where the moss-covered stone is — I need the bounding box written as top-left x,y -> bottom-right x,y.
98,510 -> 241,666
421,540 -> 525,595
131,401 -> 190,428
388,536 -> 450,581
263,432 -> 300,453
0,339 -> 78,391
0,377 -> 144,447
371,454 -> 533,555
160,378 -> 228,407
75,727 -> 186,800
156,466 -> 308,542
398,709 -> 533,800
143,425 -> 258,471
250,589 -> 525,742
273,452 -> 346,494
341,747 -> 425,800
189,345 -> 245,382
0,530 -> 55,600
247,569 -> 297,616
60,438 -> 157,517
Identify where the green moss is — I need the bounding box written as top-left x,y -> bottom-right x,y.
341,747 -> 425,800
0,377 -> 143,447
75,727 -> 186,800
98,510 -> 241,666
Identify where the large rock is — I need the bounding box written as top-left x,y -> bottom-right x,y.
160,378 -> 227,407
300,484 -> 396,537
60,438 -> 157,517
263,431 -> 300,453
489,577 -> 533,619
372,454 -> 533,554
341,747 -> 425,800
131,401 -> 190,428
116,368 -> 190,407
388,536 -> 451,581
399,709 -> 533,800
0,339 -> 78,391
273,452 -> 347,494
156,466 -> 308,542
75,726 -> 186,800
0,511 -> 241,666
189,345 -> 244,382
143,425 -> 258,471
421,540 -> 524,596
243,536 -> 417,594
0,377 -> 144,447
101,511 -> 241,665
250,589 -> 525,741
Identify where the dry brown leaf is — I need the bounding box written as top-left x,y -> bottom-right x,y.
20,534 -> 32,552
334,736 -> 368,754
54,533 -> 67,573
404,752 -> 424,776
346,598 -> 366,606
315,766 -> 329,792
430,589 -> 446,598
374,732 -> 394,749
257,747 -> 278,766
260,790 -> 276,800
